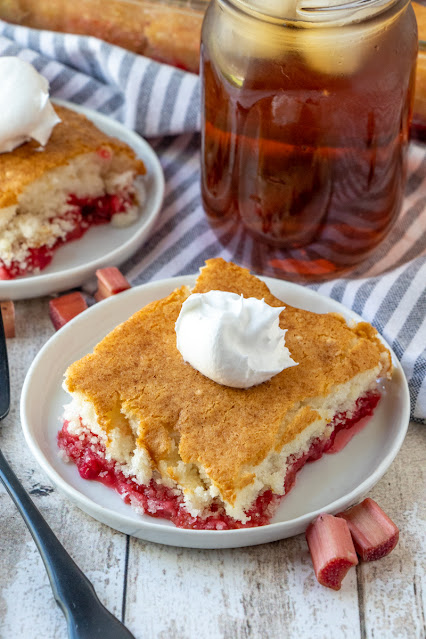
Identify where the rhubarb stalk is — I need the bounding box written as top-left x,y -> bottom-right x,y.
94,267 -> 130,301
337,498 -> 399,561
0,300 -> 15,338
49,292 -> 88,330
306,513 -> 358,590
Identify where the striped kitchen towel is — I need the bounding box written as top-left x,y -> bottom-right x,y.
0,20 -> 425,421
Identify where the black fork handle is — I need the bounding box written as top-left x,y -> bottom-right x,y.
0,449 -> 136,639
0,313 -> 135,638
0,310 -> 10,421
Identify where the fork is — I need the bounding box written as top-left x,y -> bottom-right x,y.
0,313 -> 136,639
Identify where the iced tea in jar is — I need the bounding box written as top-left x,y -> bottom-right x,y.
200,0 -> 417,281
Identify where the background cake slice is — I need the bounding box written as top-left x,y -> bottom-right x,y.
58,258 -> 392,530
0,105 -> 146,278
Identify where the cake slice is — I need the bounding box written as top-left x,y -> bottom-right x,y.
0,105 -> 146,279
58,258 -> 392,530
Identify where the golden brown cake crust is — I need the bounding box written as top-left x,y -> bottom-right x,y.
0,105 -> 146,208
65,258 -> 392,506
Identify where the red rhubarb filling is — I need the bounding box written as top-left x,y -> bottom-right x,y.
57,391 -> 380,530
0,192 -> 133,279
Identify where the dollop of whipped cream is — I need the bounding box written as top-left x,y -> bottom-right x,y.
175,291 -> 297,389
0,57 -> 61,153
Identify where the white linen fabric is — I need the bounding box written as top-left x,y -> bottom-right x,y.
0,20 -> 424,422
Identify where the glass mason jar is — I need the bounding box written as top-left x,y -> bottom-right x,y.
200,0 -> 418,281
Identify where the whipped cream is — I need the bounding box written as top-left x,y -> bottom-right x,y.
175,291 -> 297,388
0,57 -> 61,153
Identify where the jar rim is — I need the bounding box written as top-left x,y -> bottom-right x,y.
220,0 -> 409,26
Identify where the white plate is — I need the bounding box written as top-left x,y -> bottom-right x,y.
20,276 -> 410,549
1,100 -> 164,300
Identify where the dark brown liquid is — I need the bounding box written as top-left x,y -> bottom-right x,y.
201,12 -> 417,280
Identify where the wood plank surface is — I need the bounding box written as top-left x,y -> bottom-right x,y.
0,298 -> 425,639
0,299 -> 127,638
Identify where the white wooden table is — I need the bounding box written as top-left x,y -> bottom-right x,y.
1,298 -> 425,639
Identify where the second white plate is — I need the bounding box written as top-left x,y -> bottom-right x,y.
20,276 -> 410,548
0,100 -> 164,300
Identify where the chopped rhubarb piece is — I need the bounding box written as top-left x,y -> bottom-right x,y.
337,498 -> 399,561
97,147 -> 112,160
0,267 -> 12,280
49,292 -> 88,330
306,513 -> 358,590
0,301 -> 15,338
94,267 -> 130,301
